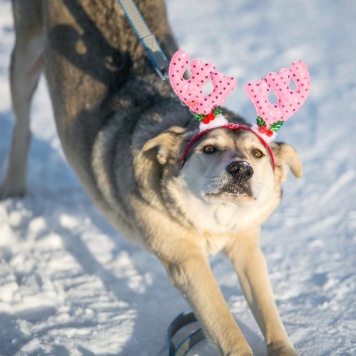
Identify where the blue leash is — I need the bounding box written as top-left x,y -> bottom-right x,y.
117,0 -> 169,79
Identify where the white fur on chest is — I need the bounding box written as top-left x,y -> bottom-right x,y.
192,198 -> 263,234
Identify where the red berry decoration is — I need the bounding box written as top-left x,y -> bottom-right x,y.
203,113 -> 215,124
259,126 -> 267,134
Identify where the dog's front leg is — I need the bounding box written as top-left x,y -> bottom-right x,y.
224,228 -> 297,356
160,241 -> 253,355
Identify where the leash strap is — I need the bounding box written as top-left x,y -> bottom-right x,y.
167,310 -> 205,356
117,0 -> 169,79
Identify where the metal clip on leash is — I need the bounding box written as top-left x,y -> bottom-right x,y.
117,0 -> 169,79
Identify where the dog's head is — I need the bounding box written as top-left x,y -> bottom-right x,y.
142,125 -> 301,234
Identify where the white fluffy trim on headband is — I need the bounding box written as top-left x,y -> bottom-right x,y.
198,114 -> 229,132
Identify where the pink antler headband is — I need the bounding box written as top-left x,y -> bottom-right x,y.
245,61 -> 310,139
169,50 -> 237,115
169,50 -> 310,165
169,50 -> 236,130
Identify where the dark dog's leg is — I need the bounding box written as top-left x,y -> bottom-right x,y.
0,0 -> 44,199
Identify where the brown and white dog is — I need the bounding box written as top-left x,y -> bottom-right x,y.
0,0 -> 303,354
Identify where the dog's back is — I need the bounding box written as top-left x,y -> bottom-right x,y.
5,0 -> 179,210
41,0 -> 177,143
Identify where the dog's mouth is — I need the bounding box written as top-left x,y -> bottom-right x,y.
206,181 -> 253,200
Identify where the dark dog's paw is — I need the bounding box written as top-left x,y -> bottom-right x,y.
0,181 -> 26,200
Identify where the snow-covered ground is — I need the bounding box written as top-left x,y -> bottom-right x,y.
0,0 -> 355,354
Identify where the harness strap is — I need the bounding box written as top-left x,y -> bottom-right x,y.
117,0 -> 169,79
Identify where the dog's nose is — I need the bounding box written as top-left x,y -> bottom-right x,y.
226,161 -> 254,179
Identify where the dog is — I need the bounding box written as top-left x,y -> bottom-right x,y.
0,0 -> 302,354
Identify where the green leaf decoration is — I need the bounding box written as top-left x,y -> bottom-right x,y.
194,113 -> 206,122
256,116 -> 266,127
212,106 -> 222,116
269,121 -> 284,132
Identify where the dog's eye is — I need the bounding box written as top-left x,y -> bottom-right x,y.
203,145 -> 217,154
252,149 -> 264,158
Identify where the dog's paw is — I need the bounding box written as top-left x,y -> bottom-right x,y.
267,341 -> 298,356
0,181 -> 26,200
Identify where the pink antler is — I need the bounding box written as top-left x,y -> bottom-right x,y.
245,61 -> 310,133
169,50 -> 237,115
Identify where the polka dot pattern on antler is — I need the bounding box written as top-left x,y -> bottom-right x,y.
245,61 -> 310,127
169,50 -> 237,115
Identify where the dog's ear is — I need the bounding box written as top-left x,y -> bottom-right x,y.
142,126 -> 191,165
271,142 -> 302,182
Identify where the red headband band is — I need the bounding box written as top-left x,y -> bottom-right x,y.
181,123 -> 276,170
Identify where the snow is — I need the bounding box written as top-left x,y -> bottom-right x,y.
0,0 -> 355,355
